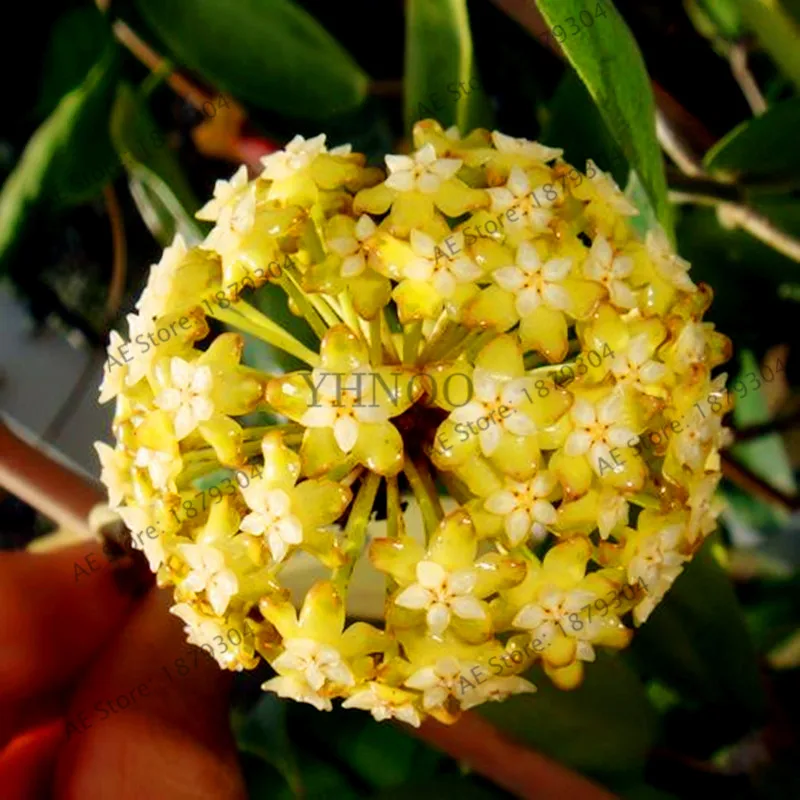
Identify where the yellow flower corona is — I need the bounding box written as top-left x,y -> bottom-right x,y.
98,120 -> 732,726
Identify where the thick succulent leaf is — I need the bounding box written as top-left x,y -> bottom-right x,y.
0,47 -> 119,275
36,7 -> 113,118
704,97 -> 800,179
133,0 -> 369,119
629,540 -> 767,721
479,651 -> 657,780
110,81 -> 200,221
404,0 -> 493,134
533,0 -> 671,232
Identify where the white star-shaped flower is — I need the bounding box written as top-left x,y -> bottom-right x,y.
272,637 -> 354,691
196,165 -> 249,222
629,524 -> 688,624
328,214 -> 377,278
450,367 -> 537,456
94,442 -> 131,510
261,675 -> 332,711
564,390 -> 638,475
487,165 -> 563,232
493,241 -> 572,316
405,656 -> 475,711
171,602 -> 241,669
646,227 -> 695,292
491,130 -> 563,162
513,586 -> 595,643
484,472 -> 558,546
240,487 -> 303,563
300,368 -> 390,454
611,334 -> 667,391
154,357 -> 215,440
403,229 -> 482,298
460,675 -> 537,710
98,330 -> 129,403
178,543 -> 239,616
342,683 -> 422,727
394,560 -> 486,635
384,143 -> 462,194
583,235 -> 637,309
260,133 -> 348,181
586,159 -> 638,215
136,234 -> 189,321
134,445 -> 181,493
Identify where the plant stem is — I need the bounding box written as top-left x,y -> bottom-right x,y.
382,310 -> 401,363
211,303 -> 321,366
403,321 -> 424,365
386,475 -> 403,539
334,472 -> 381,593
277,271 -> 328,340
369,315 -> 383,365
404,458 -> 443,538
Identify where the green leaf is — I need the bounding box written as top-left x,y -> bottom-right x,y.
0,47 -> 119,275
730,349 -> 796,496
629,540 -> 767,721
737,0 -> 800,93
36,7 -> 113,119
404,0 -> 493,134
686,0 -> 744,40
232,696 -> 303,796
533,0 -> 671,232
110,82 -> 199,217
288,702 -> 442,790
127,163 -> 205,246
479,651 -> 657,780
704,97 -> 800,179
133,0 -> 369,120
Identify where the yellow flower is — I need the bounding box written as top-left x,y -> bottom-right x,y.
101,119 -> 731,725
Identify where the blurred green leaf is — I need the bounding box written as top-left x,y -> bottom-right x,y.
133,0 -> 369,120
534,0 -> 671,232
0,47 -> 119,275
289,702 -> 442,790
686,0 -> 744,40
704,97 -> 800,179
479,651 -> 656,780
629,541 -> 767,720
36,7 -> 113,119
232,695 -> 303,796
374,776 -> 503,799
730,349 -> 796,496
110,82 -> 199,216
737,0 -> 800,92
404,0 -> 492,134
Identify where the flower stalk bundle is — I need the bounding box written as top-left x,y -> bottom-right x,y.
97,120 -> 732,726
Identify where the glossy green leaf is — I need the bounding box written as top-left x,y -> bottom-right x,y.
110,82 -> 199,217
704,97 -> 800,179
133,0 -> 369,120
479,651 -> 657,780
737,0 -> 800,93
404,0 -> 493,134
629,540 -> 767,721
36,7 -> 113,119
0,47 -> 119,275
533,0 -> 671,232
730,349 -> 796,496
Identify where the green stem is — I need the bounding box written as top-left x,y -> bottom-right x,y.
403,459 -> 443,538
211,303 -> 320,366
369,315 -> 382,365
382,310 -> 401,363
403,320 -> 424,365
386,475 -> 402,540
277,270 -> 328,340
333,472 -> 381,594
338,291 -> 361,334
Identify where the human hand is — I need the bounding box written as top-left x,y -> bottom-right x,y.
0,542 -> 247,799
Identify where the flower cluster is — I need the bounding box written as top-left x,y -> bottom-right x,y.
97,120 -> 732,726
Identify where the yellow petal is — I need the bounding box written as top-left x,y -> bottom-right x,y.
519,305 -> 569,363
